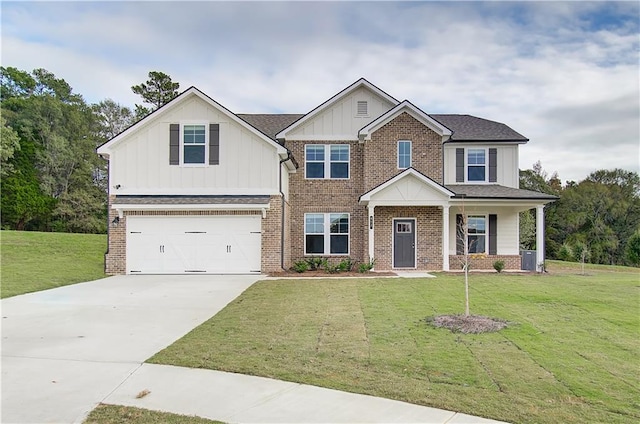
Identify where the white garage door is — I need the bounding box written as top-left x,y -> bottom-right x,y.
126,215 -> 261,274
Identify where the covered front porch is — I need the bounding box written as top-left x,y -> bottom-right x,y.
359,168 -> 554,272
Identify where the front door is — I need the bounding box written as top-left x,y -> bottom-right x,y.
393,219 -> 415,268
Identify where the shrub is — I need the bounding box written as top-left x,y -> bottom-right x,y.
324,262 -> 341,274
291,260 -> 309,273
626,231 -> 640,266
557,243 -> 574,262
337,257 -> 354,272
493,260 -> 505,273
358,259 -> 375,273
305,257 -> 326,271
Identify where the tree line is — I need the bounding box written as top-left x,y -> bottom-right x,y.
1,67 -> 638,265
1,67 -> 179,233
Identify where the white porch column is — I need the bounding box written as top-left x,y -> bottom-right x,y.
536,205 -> 545,272
442,205 -> 450,271
368,204 -> 375,266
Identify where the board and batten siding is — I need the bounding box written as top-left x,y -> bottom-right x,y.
287,87 -> 396,140
448,207 -> 520,255
109,96 -> 280,195
443,144 -> 519,188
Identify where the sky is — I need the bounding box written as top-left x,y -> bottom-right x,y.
2,0 -> 639,183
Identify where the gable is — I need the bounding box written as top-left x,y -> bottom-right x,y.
101,91 -> 285,196
276,79 -> 398,141
360,168 -> 453,206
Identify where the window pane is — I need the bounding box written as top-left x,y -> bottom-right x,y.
468,235 -> 486,253
184,145 -> 205,164
330,214 -> 349,234
306,163 -> 325,178
467,149 -> 485,165
305,214 -> 324,233
330,162 -> 349,178
306,145 -> 324,161
306,235 -> 324,254
330,145 -> 349,161
330,235 -> 348,254
184,125 -> 205,144
468,216 -> 486,234
468,166 -> 485,181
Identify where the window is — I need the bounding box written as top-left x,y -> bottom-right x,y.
396,222 -> 412,233
305,145 -> 350,179
467,216 -> 486,254
398,140 -> 411,169
467,148 -> 486,182
183,124 -> 207,164
305,213 -> 349,255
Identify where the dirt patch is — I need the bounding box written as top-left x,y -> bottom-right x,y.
268,270 -> 397,278
426,314 -> 509,334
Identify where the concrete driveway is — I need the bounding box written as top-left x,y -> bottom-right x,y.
1,274 -> 258,424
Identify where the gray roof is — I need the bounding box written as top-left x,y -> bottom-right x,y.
237,113 -> 527,143
445,185 -> 558,200
113,195 -> 271,205
238,114 -> 304,140
431,115 -> 528,142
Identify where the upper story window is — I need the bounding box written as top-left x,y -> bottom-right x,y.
183,124 -> 207,164
467,148 -> 486,182
305,144 -> 350,179
305,213 -> 350,255
398,140 -> 412,169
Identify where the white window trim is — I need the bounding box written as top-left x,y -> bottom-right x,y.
465,148 -> 488,183
180,121 -> 209,167
466,214 -> 488,254
304,212 -> 350,256
397,140 -> 412,169
304,144 -> 350,180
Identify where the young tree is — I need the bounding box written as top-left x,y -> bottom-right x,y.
131,71 -> 180,119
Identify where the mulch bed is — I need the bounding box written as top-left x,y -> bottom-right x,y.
426,314 -> 510,334
268,270 -> 397,278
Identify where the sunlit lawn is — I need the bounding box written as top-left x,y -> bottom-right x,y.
84,404 -> 222,424
0,230 -> 106,298
150,262 -> 640,424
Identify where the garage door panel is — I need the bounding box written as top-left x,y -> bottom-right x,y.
126,216 -> 261,274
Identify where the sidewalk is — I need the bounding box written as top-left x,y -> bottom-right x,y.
103,363 -> 507,424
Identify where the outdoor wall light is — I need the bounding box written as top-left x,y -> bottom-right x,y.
111,216 -> 120,227
369,216 -> 374,229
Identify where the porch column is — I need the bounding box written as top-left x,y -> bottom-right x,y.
536,205 -> 545,272
368,204 -> 375,267
442,205 -> 450,271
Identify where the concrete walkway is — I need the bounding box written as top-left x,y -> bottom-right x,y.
105,363 -> 505,424
2,274 -> 506,424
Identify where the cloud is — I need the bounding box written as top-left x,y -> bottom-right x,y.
1,1 -> 638,182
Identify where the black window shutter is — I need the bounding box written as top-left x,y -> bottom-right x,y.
456,148 -> 464,182
489,148 -> 497,182
169,124 -> 180,165
209,124 -> 220,165
456,214 -> 464,255
489,214 -> 497,255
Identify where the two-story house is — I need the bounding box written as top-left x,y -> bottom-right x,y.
96,78 -> 556,275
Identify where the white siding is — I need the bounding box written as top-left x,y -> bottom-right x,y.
369,174 -> 449,206
288,87 -> 395,140
448,206 -> 520,255
109,96 -> 280,195
443,144 -> 519,188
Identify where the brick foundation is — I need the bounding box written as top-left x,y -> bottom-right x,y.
448,255 -> 521,271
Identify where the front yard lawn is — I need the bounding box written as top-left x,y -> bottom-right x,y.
1,230 -> 106,298
149,263 -> 639,424
84,404 -> 222,424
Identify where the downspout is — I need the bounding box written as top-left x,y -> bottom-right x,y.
100,154 -> 110,274
278,150 -> 292,271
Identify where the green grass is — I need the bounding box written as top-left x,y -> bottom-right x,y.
0,230 -> 106,298
149,263 -> 640,424
84,404 -> 222,424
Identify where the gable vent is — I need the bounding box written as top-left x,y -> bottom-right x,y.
357,101 -> 368,116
